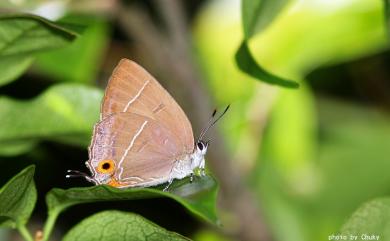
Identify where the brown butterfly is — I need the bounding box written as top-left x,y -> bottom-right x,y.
67,59 -> 228,190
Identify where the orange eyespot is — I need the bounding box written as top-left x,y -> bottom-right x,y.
97,159 -> 115,174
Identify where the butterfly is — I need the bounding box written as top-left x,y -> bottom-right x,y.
67,59 -> 228,190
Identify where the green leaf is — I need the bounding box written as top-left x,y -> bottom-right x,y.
340,198 -> 390,241
0,13 -> 78,56
235,42 -> 299,88
0,56 -> 33,86
237,0 -> 298,88
384,0 -> 390,38
35,15 -> 109,84
63,210 -> 190,241
0,13 -> 80,86
0,0 -> 63,9
248,0 -> 387,75
257,99 -> 390,241
46,175 -> 219,224
196,1 -> 389,240
242,0 -> 290,39
0,140 -> 37,156
0,165 -> 36,228
0,84 -> 102,149
261,83 -> 316,184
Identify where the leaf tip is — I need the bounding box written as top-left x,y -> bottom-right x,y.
235,42 -> 300,89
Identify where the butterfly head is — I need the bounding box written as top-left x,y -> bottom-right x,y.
196,140 -> 209,156
189,140 -> 209,171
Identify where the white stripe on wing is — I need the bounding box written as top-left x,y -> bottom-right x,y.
123,80 -> 150,112
118,120 -> 148,180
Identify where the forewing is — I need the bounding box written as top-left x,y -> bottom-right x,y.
89,112 -> 180,184
101,59 -> 194,154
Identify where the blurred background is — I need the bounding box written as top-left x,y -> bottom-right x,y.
0,0 -> 389,240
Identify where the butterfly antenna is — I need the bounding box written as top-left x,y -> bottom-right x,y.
66,170 -> 89,179
197,108 -> 217,142
198,105 -> 230,142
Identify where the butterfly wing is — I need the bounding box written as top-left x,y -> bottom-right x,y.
89,112 -> 182,187
101,59 -> 194,154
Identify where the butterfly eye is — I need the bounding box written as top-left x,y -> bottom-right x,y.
97,160 -> 115,174
197,142 -> 204,151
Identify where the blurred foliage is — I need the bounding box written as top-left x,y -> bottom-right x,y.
236,0 -> 299,87
193,229 -> 233,241
0,84 -> 102,156
0,0 -> 390,240
249,0 -> 387,75
235,42 -> 299,87
341,198 -> 390,241
194,0 -> 390,240
258,99 -> 390,241
34,15 -> 110,84
0,56 -> 33,87
241,0 -> 289,38
0,13 -> 79,86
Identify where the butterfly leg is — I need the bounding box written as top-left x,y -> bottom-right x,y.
163,162 -> 178,192
163,178 -> 173,192
199,159 -> 206,176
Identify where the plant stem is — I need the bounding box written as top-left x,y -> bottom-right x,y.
17,225 -> 34,241
41,209 -> 60,241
